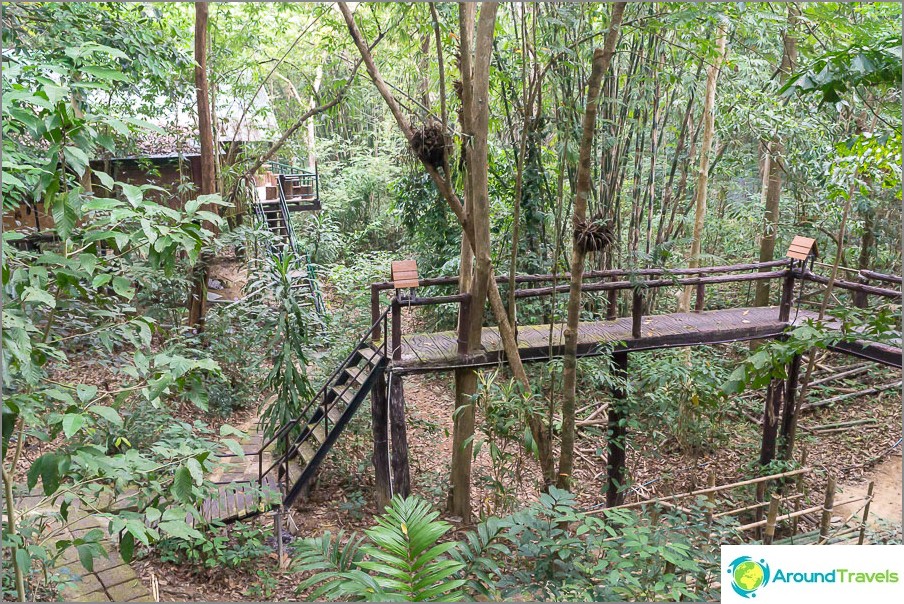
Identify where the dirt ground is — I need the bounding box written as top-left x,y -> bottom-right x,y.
835,454 -> 903,529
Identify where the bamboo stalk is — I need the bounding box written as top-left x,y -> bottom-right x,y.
713,493 -> 804,519
792,448 -> 807,534
590,467 -> 810,514
808,363 -> 870,387
818,475 -> 836,544
737,495 -> 864,532
764,493 -> 781,544
801,381 -> 902,411
858,482 -> 875,545
805,418 -> 878,431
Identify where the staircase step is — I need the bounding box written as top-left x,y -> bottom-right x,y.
357,346 -> 383,366
331,384 -> 359,408
309,410 -> 338,444
344,366 -> 369,387
294,439 -> 317,465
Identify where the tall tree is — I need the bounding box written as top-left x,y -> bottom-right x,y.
557,2 -> 626,491
677,21 -> 728,312
188,1 -> 216,329
339,1 -> 555,520
754,4 -> 798,307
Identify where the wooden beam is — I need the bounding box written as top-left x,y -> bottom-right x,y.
388,374 -> 411,498
370,371 -> 391,509
606,351 -> 629,508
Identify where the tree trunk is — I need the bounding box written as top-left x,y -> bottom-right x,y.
754,5 -> 798,306
339,1 -> 555,516
557,3 -> 626,491
677,23 -> 728,312
188,1 -> 216,330
308,66 -> 323,172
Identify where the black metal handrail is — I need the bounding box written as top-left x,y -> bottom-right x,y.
274,179 -> 299,255
257,306 -> 391,493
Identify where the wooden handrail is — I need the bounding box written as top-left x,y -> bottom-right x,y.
802,270 -> 902,298
369,262 -> 900,353
859,269 -> 903,286
369,259 -> 792,291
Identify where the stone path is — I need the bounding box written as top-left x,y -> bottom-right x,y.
15,492 -> 153,602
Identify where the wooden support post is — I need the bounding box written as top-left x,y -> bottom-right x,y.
631,290 -> 643,338
371,285 -> 381,343
853,275 -> 869,309
606,276 -> 618,320
764,493 -> 781,544
778,264 -> 796,322
779,353 -> 802,460
858,481 -> 874,544
387,372 -> 411,498
818,474 -> 836,543
759,378 -> 784,467
370,370 -> 391,509
705,472 -> 716,527
275,506 -> 286,568
457,293 -> 471,356
694,282 -> 705,312
391,297 -> 402,361
607,351 -> 629,507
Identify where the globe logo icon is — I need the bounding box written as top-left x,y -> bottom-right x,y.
727,556 -> 770,598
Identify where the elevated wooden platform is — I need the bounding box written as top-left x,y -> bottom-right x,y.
391,307 -> 901,374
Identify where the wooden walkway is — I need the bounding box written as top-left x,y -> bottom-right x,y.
393,307 -> 901,374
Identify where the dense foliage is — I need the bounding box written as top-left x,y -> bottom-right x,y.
2,1 -> 900,602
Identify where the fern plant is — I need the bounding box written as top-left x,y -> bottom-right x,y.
293,496 -> 466,601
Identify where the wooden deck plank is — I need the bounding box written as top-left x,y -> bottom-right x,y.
395,307 -> 901,373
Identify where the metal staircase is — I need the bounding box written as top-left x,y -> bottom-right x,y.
253,160 -> 325,315
204,308 -> 390,524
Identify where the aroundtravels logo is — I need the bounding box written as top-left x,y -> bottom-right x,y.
727,556 -> 771,598
722,546 -> 904,602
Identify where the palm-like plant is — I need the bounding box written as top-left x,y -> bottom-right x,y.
293,496 -> 466,601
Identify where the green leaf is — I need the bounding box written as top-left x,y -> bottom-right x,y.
62,413 -> 86,438
76,384 -> 98,403
80,65 -> 130,82
111,277 -> 134,300
158,520 -> 203,541
171,466 -> 193,503
89,405 -> 122,426
186,458 -> 204,486
63,146 -> 90,176
95,170 -> 115,190
22,286 -> 56,308
76,544 -> 95,573
92,273 -> 112,288
120,183 -> 143,207
15,548 -> 31,576
78,253 -> 97,276
28,454 -> 60,495
42,83 -> 69,105
119,531 -> 135,563
222,439 -> 244,458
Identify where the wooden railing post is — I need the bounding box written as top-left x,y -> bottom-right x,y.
694,282 -> 705,313
853,274 -> 869,309
606,276 -> 618,320
631,289 -> 643,338
456,293 -> 472,357
391,296 -> 402,361
778,263 -> 796,322
371,285 -> 381,343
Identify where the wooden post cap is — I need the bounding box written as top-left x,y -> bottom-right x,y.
391,260 -> 419,289
786,236 -> 818,260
